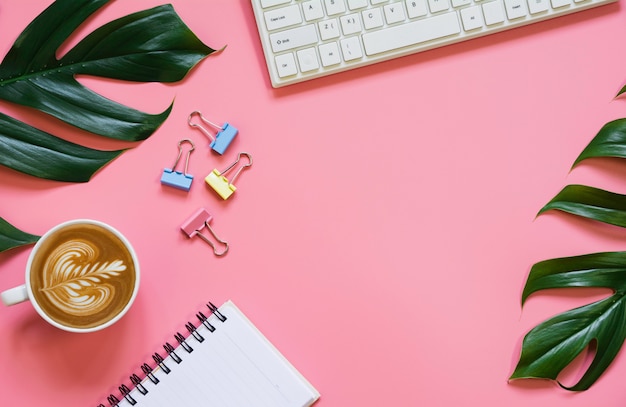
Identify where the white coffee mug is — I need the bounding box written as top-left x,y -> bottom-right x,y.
1,219 -> 140,333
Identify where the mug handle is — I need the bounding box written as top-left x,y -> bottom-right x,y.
1,285 -> 28,306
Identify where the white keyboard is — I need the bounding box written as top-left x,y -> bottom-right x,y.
251,0 -> 617,87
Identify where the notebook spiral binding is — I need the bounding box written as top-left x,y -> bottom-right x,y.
98,302 -> 227,407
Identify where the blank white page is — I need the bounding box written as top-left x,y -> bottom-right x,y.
111,301 -> 319,407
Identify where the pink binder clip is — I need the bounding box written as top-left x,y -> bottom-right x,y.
181,208 -> 229,256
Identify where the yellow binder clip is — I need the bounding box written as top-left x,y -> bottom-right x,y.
205,152 -> 252,200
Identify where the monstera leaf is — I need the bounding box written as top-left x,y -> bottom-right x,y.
512,89 -> 626,390
0,0 -> 216,252
542,113 -> 626,228
510,252 -> 626,390
513,183 -> 626,389
0,0 -> 216,181
538,184 -> 626,228
0,217 -> 40,253
572,119 -> 626,167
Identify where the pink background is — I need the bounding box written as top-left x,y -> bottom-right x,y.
1,0 -> 626,405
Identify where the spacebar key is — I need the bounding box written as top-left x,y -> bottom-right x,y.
362,13 -> 461,56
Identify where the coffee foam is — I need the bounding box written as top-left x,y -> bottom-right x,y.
30,223 -> 136,330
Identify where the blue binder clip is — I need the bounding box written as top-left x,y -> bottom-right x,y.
160,139 -> 195,191
188,111 -> 238,155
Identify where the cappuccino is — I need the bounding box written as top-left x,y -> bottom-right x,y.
29,222 -> 137,330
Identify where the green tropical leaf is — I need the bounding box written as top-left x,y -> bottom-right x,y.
0,217 -> 40,253
0,0 -> 217,252
514,33 -> 626,394
510,252 -> 626,390
538,184 -> 626,228
0,111 -> 124,182
0,0 -> 215,179
573,119 -> 626,167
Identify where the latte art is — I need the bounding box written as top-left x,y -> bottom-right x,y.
40,240 -> 127,317
30,222 -> 137,330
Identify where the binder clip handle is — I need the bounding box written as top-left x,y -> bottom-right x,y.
181,208 -> 229,257
171,139 -> 195,176
188,111 -> 221,142
220,152 -> 253,186
188,111 -> 238,155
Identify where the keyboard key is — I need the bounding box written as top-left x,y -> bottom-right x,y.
428,0 -> 451,13
362,8 -> 384,29
348,0 -> 369,9
460,6 -> 484,30
261,0 -> 291,8
527,0 -> 550,13
482,0 -> 505,25
302,0 -> 325,21
275,53 -> 298,77
362,12 -> 460,56
551,0 -> 571,7
340,36 -> 363,61
452,0 -> 473,7
325,0 -> 347,15
405,0 -> 429,17
270,24 -> 318,53
297,47 -> 320,72
504,0 -> 528,19
384,4 -> 407,24
319,42 -> 342,66
318,18 -> 341,40
264,5 -> 303,31
340,13 -> 363,35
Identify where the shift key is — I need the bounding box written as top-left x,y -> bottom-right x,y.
270,25 -> 318,53
362,12 -> 460,56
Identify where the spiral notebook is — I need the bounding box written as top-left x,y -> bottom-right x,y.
100,300 -> 320,407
